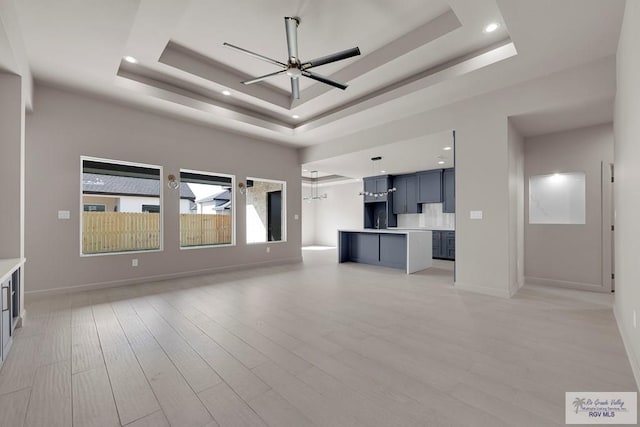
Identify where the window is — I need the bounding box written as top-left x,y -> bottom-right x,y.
246,178 -> 286,243
529,172 -> 586,224
180,170 -> 234,248
81,157 -> 162,255
83,204 -> 106,212
141,204 -> 160,213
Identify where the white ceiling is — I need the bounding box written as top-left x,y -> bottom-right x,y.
303,130 -> 454,179
171,0 -> 451,92
510,98 -> 614,138
5,0 -> 625,151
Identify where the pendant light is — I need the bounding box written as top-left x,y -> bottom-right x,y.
358,156 -> 396,198
303,170 -> 327,202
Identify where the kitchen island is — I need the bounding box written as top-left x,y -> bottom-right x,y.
338,229 -> 432,274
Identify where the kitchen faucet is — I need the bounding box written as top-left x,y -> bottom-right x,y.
376,211 -> 386,229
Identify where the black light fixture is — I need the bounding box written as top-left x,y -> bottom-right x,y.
359,156 -> 396,198
303,171 -> 327,202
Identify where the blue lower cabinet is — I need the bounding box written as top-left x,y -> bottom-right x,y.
379,234 -> 407,269
340,232 -> 407,271
348,233 -> 379,264
432,231 -> 441,258
443,231 -> 455,260
432,230 -> 455,260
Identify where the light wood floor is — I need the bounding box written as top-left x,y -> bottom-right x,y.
0,249 -> 637,426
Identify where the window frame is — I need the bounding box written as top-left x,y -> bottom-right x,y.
80,156 -> 164,257
245,176 -> 287,245
83,204 -> 106,212
179,168 -> 236,250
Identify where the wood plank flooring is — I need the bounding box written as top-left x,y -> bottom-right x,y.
0,249 -> 637,426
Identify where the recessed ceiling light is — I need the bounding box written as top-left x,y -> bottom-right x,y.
380,170 -> 387,173
302,169 -> 308,172
484,22 -> 499,33
123,56 -> 138,64
438,160 -> 446,165
292,114 -> 300,119
443,146 -> 452,151
221,90 -> 231,96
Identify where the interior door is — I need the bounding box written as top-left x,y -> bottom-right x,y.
267,190 -> 282,241
603,163 -> 614,292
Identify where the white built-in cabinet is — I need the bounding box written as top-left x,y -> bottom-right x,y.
0,260 -> 22,368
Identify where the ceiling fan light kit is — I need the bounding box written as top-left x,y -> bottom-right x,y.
223,16 -> 361,99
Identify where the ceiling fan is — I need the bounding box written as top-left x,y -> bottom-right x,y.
223,16 -> 361,99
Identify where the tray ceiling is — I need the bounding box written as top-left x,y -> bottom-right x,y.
11,0 -> 624,147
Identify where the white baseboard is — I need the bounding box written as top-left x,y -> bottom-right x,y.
25,257 -> 303,297
525,276 -> 609,293
454,281 -> 511,298
509,280 -> 524,297
614,305 -> 640,392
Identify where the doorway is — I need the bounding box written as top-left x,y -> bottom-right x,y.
522,124 -> 614,292
267,190 -> 282,241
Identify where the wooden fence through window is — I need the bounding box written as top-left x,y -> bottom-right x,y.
179,213 -> 232,247
82,212 -> 231,254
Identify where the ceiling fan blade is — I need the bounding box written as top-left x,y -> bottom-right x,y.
242,69 -> 288,85
223,42 -> 287,68
301,47 -> 361,70
302,70 -> 348,90
284,17 -> 299,62
291,78 -> 300,99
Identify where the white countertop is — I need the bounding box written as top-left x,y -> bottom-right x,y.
339,228 -> 433,235
0,258 -> 25,283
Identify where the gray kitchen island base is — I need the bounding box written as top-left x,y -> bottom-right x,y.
338,229 -> 432,274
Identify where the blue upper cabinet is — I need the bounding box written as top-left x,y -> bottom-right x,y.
405,175 -> 420,213
392,176 -> 406,214
417,170 -> 443,203
393,174 -> 421,214
363,177 -> 376,202
363,175 -> 391,202
443,168 -> 455,213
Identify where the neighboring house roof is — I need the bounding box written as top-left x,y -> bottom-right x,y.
82,173 -> 195,200
196,189 -> 231,204
197,189 -> 231,210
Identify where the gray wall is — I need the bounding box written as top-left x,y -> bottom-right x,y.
508,120 -> 525,296
524,123 -> 613,291
300,185 -> 316,246
0,72 -> 25,320
303,181 -> 363,247
25,84 -> 302,294
614,0 -> 640,389
0,73 -> 22,260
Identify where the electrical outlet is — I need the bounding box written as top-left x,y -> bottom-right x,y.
132,259 -> 138,267
266,246 -> 270,253
634,310 -> 637,329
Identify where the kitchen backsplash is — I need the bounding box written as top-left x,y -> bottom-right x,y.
397,203 -> 455,230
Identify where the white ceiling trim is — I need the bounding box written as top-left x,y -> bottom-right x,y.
116,39 -> 517,138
